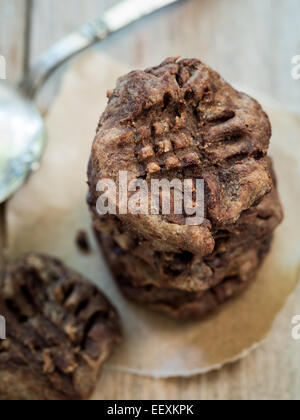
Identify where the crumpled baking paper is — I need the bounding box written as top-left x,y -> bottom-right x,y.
7,52 -> 300,382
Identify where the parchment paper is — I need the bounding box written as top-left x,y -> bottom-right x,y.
7,52 -> 300,382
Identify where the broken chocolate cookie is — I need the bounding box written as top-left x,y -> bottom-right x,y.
0,254 -> 121,400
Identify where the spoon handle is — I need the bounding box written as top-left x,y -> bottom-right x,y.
19,0 -> 180,99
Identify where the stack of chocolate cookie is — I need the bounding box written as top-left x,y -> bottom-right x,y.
88,58 -> 283,320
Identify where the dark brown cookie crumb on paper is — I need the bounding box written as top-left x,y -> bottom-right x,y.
76,230 -> 92,254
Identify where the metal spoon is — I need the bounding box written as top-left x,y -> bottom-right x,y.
0,0 -> 181,265
0,81 -> 45,204
0,0 -> 180,204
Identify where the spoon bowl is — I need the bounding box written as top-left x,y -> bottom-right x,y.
0,81 -> 46,203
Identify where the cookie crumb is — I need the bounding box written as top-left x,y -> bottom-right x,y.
76,230 -> 91,253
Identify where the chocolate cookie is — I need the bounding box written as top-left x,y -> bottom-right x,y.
88,57 -> 273,257
0,254 -> 121,400
93,162 -> 282,293
100,233 -> 273,320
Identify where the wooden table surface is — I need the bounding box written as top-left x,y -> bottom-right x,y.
1,0 -> 300,400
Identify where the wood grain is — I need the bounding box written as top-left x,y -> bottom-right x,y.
1,0 -> 300,400
28,0 -> 300,110
28,0 -> 120,64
